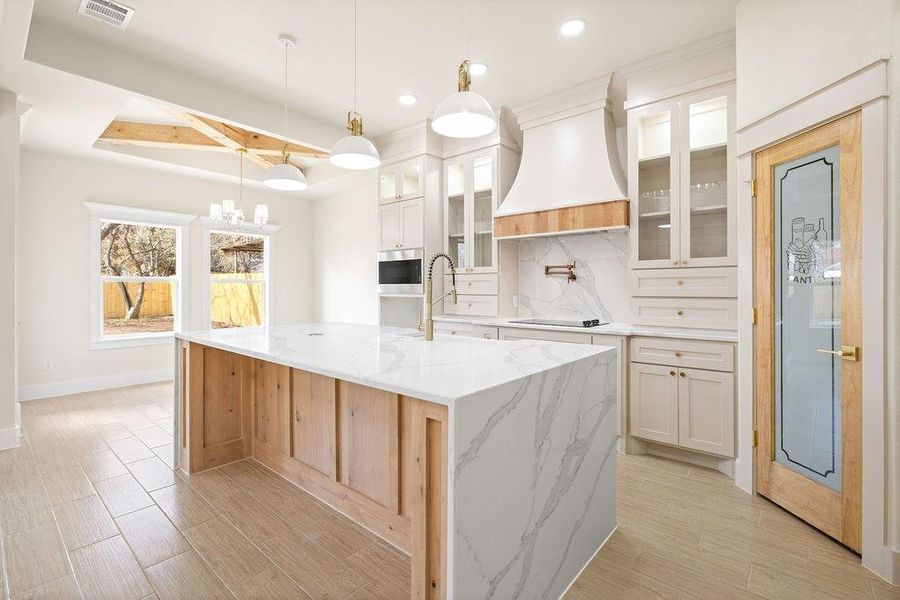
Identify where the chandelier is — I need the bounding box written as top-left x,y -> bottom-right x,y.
209,149 -> 269,230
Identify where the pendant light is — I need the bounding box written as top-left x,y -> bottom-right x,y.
330,0 -> 380,170
431,3 -> 497,139
264,34 -> 309,191
210,149 -> 269,230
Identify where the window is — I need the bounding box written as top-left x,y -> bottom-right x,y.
88,203 -> 194,349
207,231 -> 271,328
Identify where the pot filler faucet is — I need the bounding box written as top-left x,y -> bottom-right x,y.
420,252 -> 457,341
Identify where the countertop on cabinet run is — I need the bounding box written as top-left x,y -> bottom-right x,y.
175,322 -> 611,406
432,315 -> 739,343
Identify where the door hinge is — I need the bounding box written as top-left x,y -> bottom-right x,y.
753,430 -> 760,448
751,179 -> 758,198
752,307 -> 758,325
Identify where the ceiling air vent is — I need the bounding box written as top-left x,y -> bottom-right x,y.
77,0 -> 135,29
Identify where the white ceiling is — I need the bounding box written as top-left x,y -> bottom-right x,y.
30,0 -> 738,138
1,0 -> 737,194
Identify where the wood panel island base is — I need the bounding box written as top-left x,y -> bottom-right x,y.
174,323 -> 617,599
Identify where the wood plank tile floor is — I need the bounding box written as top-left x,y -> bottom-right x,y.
0,383 -> 896,599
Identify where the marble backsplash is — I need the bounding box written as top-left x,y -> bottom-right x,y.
516,231 -> 630,323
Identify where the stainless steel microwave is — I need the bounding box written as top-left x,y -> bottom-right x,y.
377,248 -> 423,294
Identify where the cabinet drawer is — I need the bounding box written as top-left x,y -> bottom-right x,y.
498,327 -> 592,344
632,298 -> 737,330
630,267 -> 737,297
630,337 -> 734,372
433,322 -> 498,340
445,273 -> 498,295
443,294 -> 498,317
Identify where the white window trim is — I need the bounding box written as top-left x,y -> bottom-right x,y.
200,217 -> 280,330
86,202 -> 195,350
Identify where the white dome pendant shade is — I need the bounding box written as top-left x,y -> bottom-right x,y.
431,60 -> 497,139
263,33 -> 309,192
330,111 -> 380,170
264,161 -> 308,191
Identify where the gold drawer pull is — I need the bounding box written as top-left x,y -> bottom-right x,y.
674,351 -> 682,357
676,310 -> 684,316
677,280 -> 684,286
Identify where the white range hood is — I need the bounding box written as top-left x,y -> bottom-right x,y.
495,74 -> 629,239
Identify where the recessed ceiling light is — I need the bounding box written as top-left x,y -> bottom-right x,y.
398,94 -> 418,106
560,18 -> 586,37
469,61 -> 489,77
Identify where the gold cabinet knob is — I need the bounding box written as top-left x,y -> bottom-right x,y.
677,280 -> 684,286
674,351 -> 682,357
676,310 -> 684,316
682,260 -> 688,265
679,372 -> 686,377
673,260 -> 679,265
669,370 -> 676,376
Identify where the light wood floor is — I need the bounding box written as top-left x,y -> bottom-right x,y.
0,383 -> 896,600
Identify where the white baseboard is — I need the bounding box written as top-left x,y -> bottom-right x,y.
17,368 -> 173,402
642,441 -> 736,478
0,424 -> 21,451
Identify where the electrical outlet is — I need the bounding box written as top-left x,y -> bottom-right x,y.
43,359 -> 54,370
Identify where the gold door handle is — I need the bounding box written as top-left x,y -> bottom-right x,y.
817,346 -> 859,361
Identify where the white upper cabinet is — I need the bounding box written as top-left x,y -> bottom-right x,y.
378,197 -> 423,251
629,84 -> 735,268
379,157 -> 424,204
443,148 -> 498,273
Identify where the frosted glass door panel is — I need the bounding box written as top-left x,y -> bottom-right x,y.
637,110 -> 673,261
473,156 -> 493,269
774,145 -> 842,493
446,162 -> 466,269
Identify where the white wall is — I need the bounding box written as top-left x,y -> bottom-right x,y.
735,0 -> 892,128
17,149 -> 313,396
0,89 -> 20,448
310,171 -> 379,324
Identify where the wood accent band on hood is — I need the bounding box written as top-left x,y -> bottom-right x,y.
494,200 -> 629,239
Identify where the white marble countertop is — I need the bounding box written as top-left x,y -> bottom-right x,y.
176,322 -> 613,405
432,315 -> 739,343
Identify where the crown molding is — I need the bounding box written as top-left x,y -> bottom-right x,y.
618,29 -> 735,79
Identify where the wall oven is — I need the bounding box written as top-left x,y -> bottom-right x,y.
377,248 -> 423,294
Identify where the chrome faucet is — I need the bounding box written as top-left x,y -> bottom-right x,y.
420,252 -> 457,341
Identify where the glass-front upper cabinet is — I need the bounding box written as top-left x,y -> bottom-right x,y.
629,85 -> 735,268
634,101 -> 679,267
443,148 -> 498,272
680,92 -> 732,265
379,157 -> 423,204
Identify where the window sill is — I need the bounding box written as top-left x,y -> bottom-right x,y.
90,332 -> 175,351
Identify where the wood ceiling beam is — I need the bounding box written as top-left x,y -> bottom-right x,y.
243,131 -> 330,159
160,107 -> 271,169
98,121 -> 227,151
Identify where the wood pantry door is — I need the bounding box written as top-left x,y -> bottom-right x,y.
753,111 -> 862,551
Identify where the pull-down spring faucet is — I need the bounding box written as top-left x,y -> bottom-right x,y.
420,252 -> 457,341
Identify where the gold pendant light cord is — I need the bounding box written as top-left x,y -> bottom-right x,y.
353,0 -> 358,114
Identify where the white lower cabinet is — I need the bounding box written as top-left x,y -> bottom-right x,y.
629,363 -> 679,445
629,338 -> 735,457
432,322 -> 498,340
498,328 -> 593,344
677,368 -> 734,456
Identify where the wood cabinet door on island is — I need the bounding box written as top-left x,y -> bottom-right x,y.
290,369 -> 337,479
251,359 -> 290,457
338,380 -> 401,513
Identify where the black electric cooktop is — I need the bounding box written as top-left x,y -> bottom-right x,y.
508,318 -> 608,328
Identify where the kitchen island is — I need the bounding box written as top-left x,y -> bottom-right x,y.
174,323 -> 617,599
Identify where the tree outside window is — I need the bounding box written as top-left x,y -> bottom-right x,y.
99,221 -> 177,336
